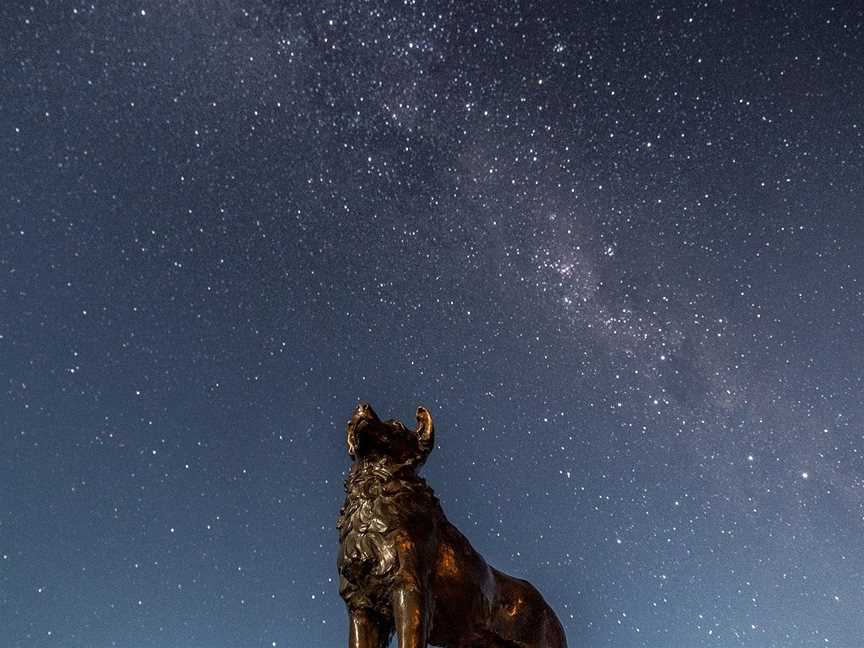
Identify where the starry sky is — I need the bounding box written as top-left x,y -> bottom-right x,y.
1,2 -> 863,647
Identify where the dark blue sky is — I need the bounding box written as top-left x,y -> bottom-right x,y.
2,2 -> 863,647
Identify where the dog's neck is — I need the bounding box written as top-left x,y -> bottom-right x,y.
347,456 -> 421,484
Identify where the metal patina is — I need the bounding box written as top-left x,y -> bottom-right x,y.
337,402 -> 568,648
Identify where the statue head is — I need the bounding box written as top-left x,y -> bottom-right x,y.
345,401 -> 434,467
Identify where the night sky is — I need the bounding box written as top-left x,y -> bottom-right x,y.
2,2 -> 863,647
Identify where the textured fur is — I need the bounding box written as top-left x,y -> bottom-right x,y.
337,460 -> 440,617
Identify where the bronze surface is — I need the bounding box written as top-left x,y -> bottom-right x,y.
337,402 -> 568,648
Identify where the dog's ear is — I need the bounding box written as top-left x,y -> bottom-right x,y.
415,406 -> 434,460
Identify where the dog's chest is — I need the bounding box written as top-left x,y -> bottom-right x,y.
337,475 -> 409,613
338,478 -> 401,572
337,467 -> 440,611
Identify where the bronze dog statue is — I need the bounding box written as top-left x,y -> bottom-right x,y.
337,402 -> 568,648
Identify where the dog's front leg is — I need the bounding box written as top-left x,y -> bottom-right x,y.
392,584 -> 428,648
348,608 -> 389,648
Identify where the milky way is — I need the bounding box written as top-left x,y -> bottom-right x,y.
2,2 -> 863,647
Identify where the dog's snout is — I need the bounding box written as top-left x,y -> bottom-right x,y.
353,401 -> 379,423
354,403 -> 370,421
